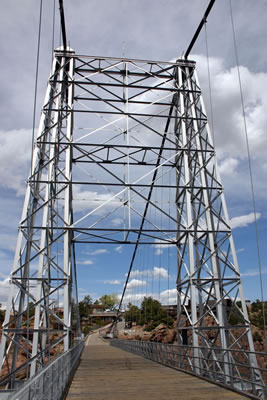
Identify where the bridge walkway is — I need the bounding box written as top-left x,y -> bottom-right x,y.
65,332 -> 247,400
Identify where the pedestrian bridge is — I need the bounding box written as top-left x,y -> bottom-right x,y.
66,333 -> 247,400
5,331 -> 263,400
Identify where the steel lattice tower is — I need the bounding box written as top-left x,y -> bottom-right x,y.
174,62 -> 262,393
0,49 -> 79,387
0,49 -> 263,394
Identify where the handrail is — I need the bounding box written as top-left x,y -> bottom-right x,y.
111,339 -> 267,399
7,340 -> 84,400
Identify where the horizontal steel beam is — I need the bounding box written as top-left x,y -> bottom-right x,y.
28,180 -> 220,190
46,108 -> 207,121
55,52 -> 196,66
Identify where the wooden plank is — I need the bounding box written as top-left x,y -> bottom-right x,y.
66,336 -> 248,400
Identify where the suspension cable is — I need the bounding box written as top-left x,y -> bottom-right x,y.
229,0 -> 266,344
185,0 -> 216,59
204,23 -> 215,145
58,0 -> 67,51
31,0 -> 43,178
27,0 -> 43,377
167,145 -> 171,325
118,99 -> 175,313
158,172 -> 164,319
51,0 -> 56,61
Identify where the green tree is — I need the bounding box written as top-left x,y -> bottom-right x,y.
251,299 -> 263,313
140,296 -> 173,331
79,295 -> 92,318
84,295 -> 92,306
228,310 -> 243,326
0,303 -> 5,324
99,294 -> 119,310
92,317 -> 105,327
253,331 -> 263,343
125,303 -> 141,326
249,303 -> 267,330
28,302 -> 36,318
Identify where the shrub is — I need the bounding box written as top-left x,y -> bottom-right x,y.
253,331 -> 263,343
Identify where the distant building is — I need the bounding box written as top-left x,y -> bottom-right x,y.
88,311 -> 117,324
91,304 -> 105,314
162,304 -> 177,317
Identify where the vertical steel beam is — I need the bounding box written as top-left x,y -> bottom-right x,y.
177,64 -> 200,374
30,57 -> 65,377
63,55 -> 74,351
186,65 -> 231,380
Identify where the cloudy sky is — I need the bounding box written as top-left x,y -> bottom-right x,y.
0,0 -> 266,307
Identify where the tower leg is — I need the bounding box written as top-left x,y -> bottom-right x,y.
174,59 -> 264,395
0,50 -> 77,387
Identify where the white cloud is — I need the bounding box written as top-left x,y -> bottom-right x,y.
78,288 -> 97,301
76,260 -> 93,265
236,248 -> 245,254
194,54 -> 267,204
78,288 -> 91,295
159,289 -> 177,304
72,186 -> 122,214
218,158 -> 239,176
153,267 -> 169,279
0,277 -> 10,307
155,248 -> 163,256
0,246 -> 15,276
122,292 -> 147,304
104,280 -> 121,285
153,238 -> 176,256
241,267 -> 267,278
115,245 -> 123,253
0,271 -> 9,280
0,129 -> 31,196
84,249 -> 108,256
122,288 -> 179,306
111,218 -> 123,226
127,279 -> 147,289
0,232 -> 22,253
0,250 -> 11,261
129,266 -> 169,279
230,212 -> 260,229
195,55 -> 267,158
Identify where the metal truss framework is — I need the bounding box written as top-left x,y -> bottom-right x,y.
0,50 -> 263,395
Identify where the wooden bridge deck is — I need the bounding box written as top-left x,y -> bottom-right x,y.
66,333 -> 247,400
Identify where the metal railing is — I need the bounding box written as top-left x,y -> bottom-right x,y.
111,339 -> 267,399
7,340 -> 84,400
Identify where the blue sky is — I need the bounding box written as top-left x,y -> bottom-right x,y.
0,0 -> 266,307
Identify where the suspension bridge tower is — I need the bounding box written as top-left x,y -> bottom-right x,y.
0,0 -> 264,397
